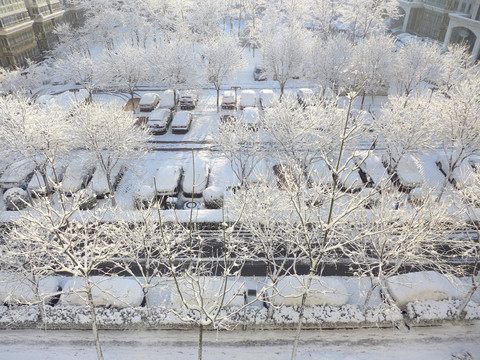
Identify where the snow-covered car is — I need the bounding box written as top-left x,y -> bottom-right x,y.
138,93 -> 160,112
61,161 -> 95,196
221,90 -> 236,110
171,111 -> 193,133
90,164 -> 125,199
240,107 -> 260,131
160,89 -> 178,110
239,89 -> 256,109
259,89 -> 275,109
155,165 -> 182,197
253,66 -> 267,81
297,88 -> 315,107
182,157 -> 209,197
148,108 -> 172,135
179,91 -> 199,110
0,159 -> 35,190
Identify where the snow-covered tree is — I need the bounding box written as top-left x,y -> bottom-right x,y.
149,37 -> 200,108
0,60 -> 50,94
71,102 -> 150,206
202,34 -> 246,111
307,0 -> 345,39
213,117 -> 264,186
8,197 -> 120,360
350,34 -> 394,108
391,39 -> 443,99
340,0 -> 399,41
54,52 -> 107,102
432,71 -> 480,202
233,93 -> 380,360
105,42 -> 148,111
0,92 -> 75,197
375,94 -> 438,177
344,190 -> 455,313
308,33 -> 352,95
260,14 -> 311,99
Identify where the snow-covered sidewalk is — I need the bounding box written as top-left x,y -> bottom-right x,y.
1,323 -> 479,360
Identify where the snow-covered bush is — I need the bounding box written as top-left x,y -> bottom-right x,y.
3,187 -> 28,211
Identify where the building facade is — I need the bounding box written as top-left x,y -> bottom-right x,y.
0,0 -> 40,68
398,0 -> 480,61
0,0 -> 74,69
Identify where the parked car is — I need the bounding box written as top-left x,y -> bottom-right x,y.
221,90 -> 236,110
239,89 -> 256,109
297,88 -> 315,107
90,164 -> 125,199
171,111 -> 193,133
253,66 -> 267,81
182,157 -> 209,198
259,89 -> 275,109
179,91 -> 199,110
148,108 -> 172,135
61,161 -> 95,196
160,89 -> 178,110
138,93 -> 160,112
155,165 -> 183,197
0,159 -> 35,191
241,107 -> 260,131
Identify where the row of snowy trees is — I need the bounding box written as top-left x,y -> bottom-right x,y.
2,0 -> 404,109
1,83 -> 480,360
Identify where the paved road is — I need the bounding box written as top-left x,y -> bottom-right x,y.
1,323 -> 478,360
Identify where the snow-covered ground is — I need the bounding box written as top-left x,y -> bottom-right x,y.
1,324 -> 479,360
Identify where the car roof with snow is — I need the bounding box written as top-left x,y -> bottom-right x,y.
139,93 -> 159,105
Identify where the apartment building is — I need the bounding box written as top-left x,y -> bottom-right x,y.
0,0 -> 40,68
0,0 -> 69,69
398,0 -> 480,61
24,0 -> 65,52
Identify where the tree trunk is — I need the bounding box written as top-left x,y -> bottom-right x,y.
291,272 -> 314,360
86,280 -> 104,360
216,87 -> 220,113
198,323 -> 203,360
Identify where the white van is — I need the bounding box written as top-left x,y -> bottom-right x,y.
182,157 -> 209,198
160,89 -> 178,110
239,90 -> 256,109
138,93 -> 160,112
148,108 -> 172,135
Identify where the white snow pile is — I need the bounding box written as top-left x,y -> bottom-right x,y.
0,273 -> 60,305
271,276 -> 349,307
386,271 -> 463,308
60,277 -> 143,308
